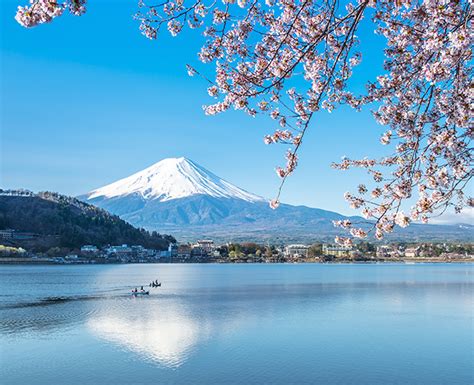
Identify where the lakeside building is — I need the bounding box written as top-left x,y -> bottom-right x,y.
177,245 -> 192,260
376,245 -> 402,259
211,250 -> 222,258
131,245 -> 155,259
191,246 -> 208,260
106,244 -> 133,255
195,240 -> 215,253
440,252 -> 474,260
157,243 -> 178,259
81,245 -> 98,253
323,244 -> 353,258
284,244 -> 309,258
376,245 -> 391,258
404,247 -> 419,258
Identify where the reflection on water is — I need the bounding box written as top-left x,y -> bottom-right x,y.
81,264 -> 210,367
1,264 -> 473,385
88,301 -> 207,367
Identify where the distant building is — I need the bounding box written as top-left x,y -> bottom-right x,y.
0,229 -> 15,240
81,245 -> 98,253
284,244 -> 309,258
106,244 -> 132,255
404,247 -> 419,258
323,244 -> 353,257
130,245 -> 156,259
191,246 -> 208,259
376,245 -> 401,259
211,250 -> 222,258
441,252 -> 473,260
177,245 -> 192,260
195,240 -> 215,253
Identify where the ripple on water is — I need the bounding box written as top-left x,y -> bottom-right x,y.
0,291 -> 130,335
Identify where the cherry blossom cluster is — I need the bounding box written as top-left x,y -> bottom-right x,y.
332,0 -> 473,244
15,0 -> 86,27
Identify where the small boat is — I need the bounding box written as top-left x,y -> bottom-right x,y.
132,290 -> 149,296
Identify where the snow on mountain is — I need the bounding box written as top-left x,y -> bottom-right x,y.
80,157 -> 473,242
87,157 -> 264,203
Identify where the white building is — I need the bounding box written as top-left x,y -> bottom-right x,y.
195,240 -> 215,253
376,245 -> 401,258
81,245 -> 98,253
404,247 -> 419,258
284,244 -> 309,258
322,244 -> 353,257
106,244 -> 132,255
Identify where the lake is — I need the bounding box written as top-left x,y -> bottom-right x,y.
0,263 -> 472,385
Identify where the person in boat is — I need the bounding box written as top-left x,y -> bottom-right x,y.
140,286 -> 144,291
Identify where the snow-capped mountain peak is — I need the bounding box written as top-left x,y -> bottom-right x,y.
80,157 -> 473,242
86,157 -> 265,203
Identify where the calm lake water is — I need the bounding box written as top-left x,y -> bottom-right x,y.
0,263 -> 472,385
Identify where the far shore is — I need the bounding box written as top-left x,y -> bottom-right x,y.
0,258 -> 472,265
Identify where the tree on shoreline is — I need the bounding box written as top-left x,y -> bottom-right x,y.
14,0 -> 473,244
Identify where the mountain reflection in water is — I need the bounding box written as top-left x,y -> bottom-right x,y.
88,301 -> 208,367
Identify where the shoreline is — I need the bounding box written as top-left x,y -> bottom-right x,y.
0,259 -> 472,265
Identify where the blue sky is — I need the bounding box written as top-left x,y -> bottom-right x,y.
1,0 -> 392,215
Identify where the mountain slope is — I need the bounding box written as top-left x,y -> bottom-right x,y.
0,191 -> 175,251
115,196 -> 347,228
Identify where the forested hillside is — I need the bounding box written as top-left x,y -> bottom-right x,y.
0,190 -> 175,250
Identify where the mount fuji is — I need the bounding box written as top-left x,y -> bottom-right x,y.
86,157 -> 264,204
80,157 -> 473,242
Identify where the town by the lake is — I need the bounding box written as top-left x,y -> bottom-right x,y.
1,228 -> 472,265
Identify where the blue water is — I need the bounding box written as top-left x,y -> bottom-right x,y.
0,263 -> 472,385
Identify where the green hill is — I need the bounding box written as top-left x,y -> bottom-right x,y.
0,190 -> 175,251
